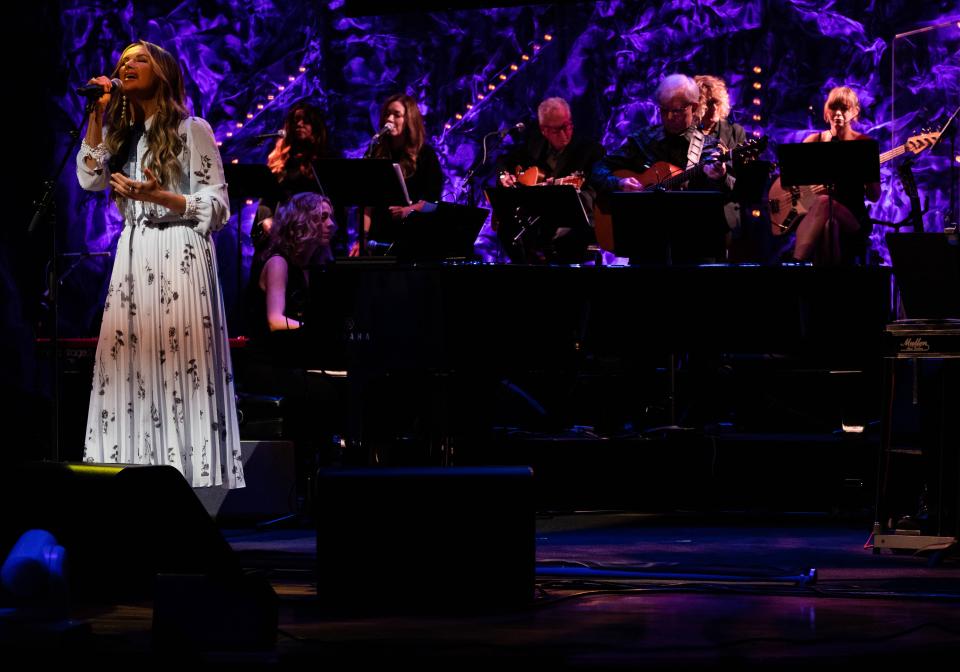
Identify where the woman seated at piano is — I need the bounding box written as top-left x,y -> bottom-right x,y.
792,86 -> 881,264
352,93 -> 444,254
243,191 -> 340,488
249,191 -> 335,335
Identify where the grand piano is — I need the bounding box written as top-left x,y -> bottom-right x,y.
306,262 -> 893,371
302,262 -> 893,459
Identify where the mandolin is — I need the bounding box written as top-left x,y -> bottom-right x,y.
513,165 -> 586,190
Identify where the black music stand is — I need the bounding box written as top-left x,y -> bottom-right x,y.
390,202 -> 489,261
223,163 -> 287,205
778,139 -> 880,187
887,232 -> 960,319
610,191 -> 726,264
777,140 -> 880,261
485,185 -> 589,263
313,159 -> 410,256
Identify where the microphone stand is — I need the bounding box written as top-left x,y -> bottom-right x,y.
30,96 -> 98,462
357,132 -> 388,256
932,105 -> 960,232
456,128 -> 512,206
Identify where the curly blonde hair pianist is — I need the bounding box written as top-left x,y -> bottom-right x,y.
261,192 -> 336,263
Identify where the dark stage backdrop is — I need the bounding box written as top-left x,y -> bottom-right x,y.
33,1 -> 960,335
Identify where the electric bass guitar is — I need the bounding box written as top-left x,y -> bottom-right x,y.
768,130 -> 940,236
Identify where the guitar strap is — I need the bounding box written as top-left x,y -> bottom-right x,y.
685,129 -> 705,168
684,129 -> 705,188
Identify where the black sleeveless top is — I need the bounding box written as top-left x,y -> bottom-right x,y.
246,253 -> 309,343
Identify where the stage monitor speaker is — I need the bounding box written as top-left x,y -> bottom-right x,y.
316,466 -> 535,613
0,462 -> 242,601
193,440 -> 296,523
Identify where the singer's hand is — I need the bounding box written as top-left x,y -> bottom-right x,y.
110,168 -> 163,203
389,200 -> 426,220
87,76 -> 115,113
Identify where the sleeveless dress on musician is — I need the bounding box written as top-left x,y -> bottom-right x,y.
76,116 -> 245,489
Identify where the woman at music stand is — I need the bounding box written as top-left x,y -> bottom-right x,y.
351,93 -> 444,255
793,86 -> 882,264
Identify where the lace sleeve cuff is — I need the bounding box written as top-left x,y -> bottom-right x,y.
80,139 -> 109,172
184,192 -> 203,221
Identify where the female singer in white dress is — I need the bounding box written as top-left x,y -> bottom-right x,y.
77,40 -> 244,489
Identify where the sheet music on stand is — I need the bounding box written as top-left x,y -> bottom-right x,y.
392,164 -> 411,206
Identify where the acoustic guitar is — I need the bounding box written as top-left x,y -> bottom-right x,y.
594,137 -> 766,251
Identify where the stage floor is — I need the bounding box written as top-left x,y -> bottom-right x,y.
38,511 -> 960,667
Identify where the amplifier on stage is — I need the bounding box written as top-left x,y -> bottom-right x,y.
873,319 -> 960,557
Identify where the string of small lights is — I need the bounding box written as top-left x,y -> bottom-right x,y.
438,32 -> 554,142
748,64 -> 764,140
215,65 -> 310,165
746,64 -> 766,222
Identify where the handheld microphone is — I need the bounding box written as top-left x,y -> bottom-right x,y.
76,78 -> 122,99
255,130 -> 286,140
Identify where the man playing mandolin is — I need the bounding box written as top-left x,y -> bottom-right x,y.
499,97 -> 604,203
496,96 -> 605,262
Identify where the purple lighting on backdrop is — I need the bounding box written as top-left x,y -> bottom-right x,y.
53,1 -> 960,334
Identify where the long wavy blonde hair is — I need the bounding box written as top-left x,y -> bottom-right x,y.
103,41 -> 189,189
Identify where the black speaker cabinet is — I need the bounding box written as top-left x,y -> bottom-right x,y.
0,462 -> 240,600
193,440 -> 296,523
316,466 -> 534,612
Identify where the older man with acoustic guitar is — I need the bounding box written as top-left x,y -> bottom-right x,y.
592,74 -> 729,252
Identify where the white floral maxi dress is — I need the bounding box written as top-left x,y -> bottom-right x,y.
77,116 -> 245,489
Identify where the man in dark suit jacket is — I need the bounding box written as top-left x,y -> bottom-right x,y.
496,97 -> 605,263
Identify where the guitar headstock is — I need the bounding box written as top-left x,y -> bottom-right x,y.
905,130 -> 940,154
733,136 -> 768,164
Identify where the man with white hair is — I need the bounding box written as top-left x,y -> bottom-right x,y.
496,96 -> 605,262
593,73 -> 726,193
